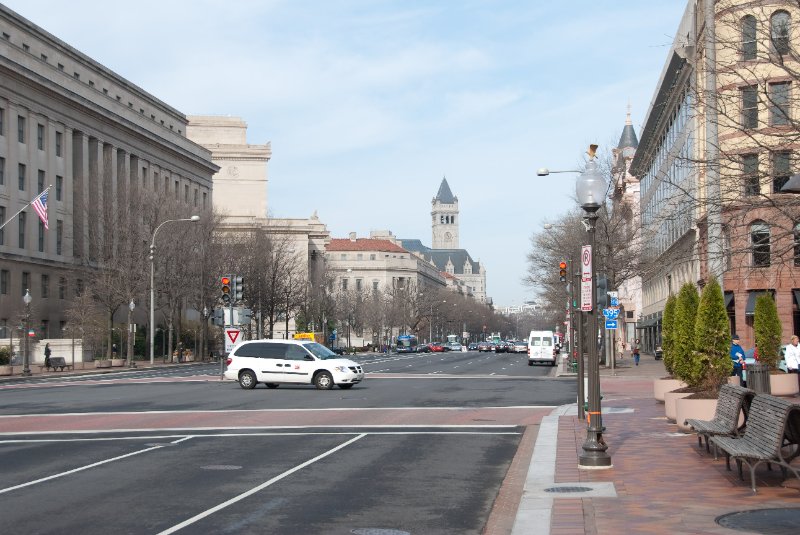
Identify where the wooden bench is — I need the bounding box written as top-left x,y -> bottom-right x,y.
684,384 -> 755,458
41,357 -> 73,372
709,394 -> 800,493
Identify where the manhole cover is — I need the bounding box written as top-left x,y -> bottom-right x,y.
351,530 -> 410,535
544,486 -> 593,493
201,465 -> 242,471
716,508 -> 800,534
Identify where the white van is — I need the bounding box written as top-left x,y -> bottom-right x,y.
527,330 -> 556,366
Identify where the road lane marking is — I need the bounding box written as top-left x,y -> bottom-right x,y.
157,433 -> 368,535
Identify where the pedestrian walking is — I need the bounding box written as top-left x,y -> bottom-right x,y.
44,343 -> 52,368
784,335 -> 800,390
632,339 -> 641,366
730,334 -> 745,385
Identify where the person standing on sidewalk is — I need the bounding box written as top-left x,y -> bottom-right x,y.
785,335 -> 800,390
730,334 -> 745,384
632,339 -> 641,366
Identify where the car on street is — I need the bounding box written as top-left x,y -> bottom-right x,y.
417,344 -> 431,353
468,342 -> 479,351
447,342 -> 464,352
528,330 -> 556,366
510,341 -> 528,353
477,341 -> 492,352
225,339 -> 364,390
428,342 -> 447,352
493,341 -> 508,353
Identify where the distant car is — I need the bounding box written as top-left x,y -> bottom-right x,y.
477,342 -> 492,352
428,342 -> 446,352
511,341 -> 528,353
331,347 -> 346,355
468,342 -> 479,351
447,342 -> 463,352
493,341 -> 508,353
417,344 -> 431,353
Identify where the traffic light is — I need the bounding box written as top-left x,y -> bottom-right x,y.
239,307 -> 252,325
221,275 -> 232,305
596,274 -> 608,309
212,308 -> 225,326
234,276 -> 244,302
559,261 -> 568,283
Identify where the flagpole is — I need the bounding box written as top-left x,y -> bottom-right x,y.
0,185 -> 51,232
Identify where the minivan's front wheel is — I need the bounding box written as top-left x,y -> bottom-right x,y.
239,370 -> 257,389
314,371 -> 334,390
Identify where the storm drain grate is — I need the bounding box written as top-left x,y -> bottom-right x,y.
201,465 -> 242,471
716,508 -> 800,534
351,530 -> 411,535
544,486 -> 593,494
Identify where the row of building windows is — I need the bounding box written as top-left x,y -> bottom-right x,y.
740,82 -> 791,129
748,220 -> 800,267
338,253 -> 404,260
741,10 -> 792,61
741,151 -> 793,195
1,30 -> 183,134
0,269 -> 77,299
0,108 -> 65,154
0,207 -> 65,254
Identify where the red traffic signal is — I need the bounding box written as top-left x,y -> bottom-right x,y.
221,276 -> 232,304
558,261 -> 567,282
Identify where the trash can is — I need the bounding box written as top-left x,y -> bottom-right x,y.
745,363 -> 771,394
654,346 -> 663,360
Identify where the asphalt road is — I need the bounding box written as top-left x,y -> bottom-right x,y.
0,350 -> 575,534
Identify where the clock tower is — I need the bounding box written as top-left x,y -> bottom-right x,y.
431,177 -> 459,249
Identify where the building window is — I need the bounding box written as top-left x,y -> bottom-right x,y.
184,184 -> 189,202
795,224 -> 800,266
0,156 -> 4,185
174,180 -> 178,199
37,123 -> 44,150
771,10 -> 791,56
356,279 -> 363,291
773,151 -> 792,192
193,189 -> 198,207
55,131 -> 63,156
56,175 -> 63,201
0,270 -> 8,295
340,254 -> 347,260
56,220 -> 63,255
0,107 -> 4,136
76,278 -> 84,297
768,82 -> 790,126
38,220 -> 44,252
59,276 -> 67,299
0,206 -> 4,245
22,272 -> 30,296
18,163 -> 25,191
18,211 -> 25,249
751,221 -> 771,267
202,191 -> 207,210
741,85 -> 758,129
742,15 -> 757,60
369,254 -> 376,260
342,278 -> 348,291
372,280 -> 379,291
37,169 -> 45,193
742,154 -> 761,195
17,115 -> 25,143
41,274 -> 49,298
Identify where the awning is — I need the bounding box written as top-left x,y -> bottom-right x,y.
745,291 -> 771,316
724,291 -> 734,309
637,318 -> 656,328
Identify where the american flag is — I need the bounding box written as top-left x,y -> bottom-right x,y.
32,189 -> 49,230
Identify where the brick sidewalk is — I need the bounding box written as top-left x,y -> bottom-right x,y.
550,365 -> 800,534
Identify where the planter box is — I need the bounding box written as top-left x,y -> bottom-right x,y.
664,390 -> 693,422
727,375 -> 741,386
0,365 -> 11,376
676,397 -> 719,433
111,359 -> 126,367
770,373 -> 800,397
654,378 -> 687,402
95,360 -> 111,368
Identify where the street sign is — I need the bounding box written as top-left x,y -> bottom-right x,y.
581,279 -> 592,311
602,308 -> 619,319
224,328 -> 242,353
605,320 -> 618,329
329,333 -> 336,341
608,291 -> 619,307
581,245 -> 592,280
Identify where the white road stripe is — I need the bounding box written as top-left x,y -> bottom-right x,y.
0,436 -> 189,495
157,434 -> 367,535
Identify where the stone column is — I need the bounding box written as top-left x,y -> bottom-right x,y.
71,131 -> 89,260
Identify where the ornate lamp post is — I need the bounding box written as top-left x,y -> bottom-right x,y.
150,215 -> 199,365
575,147 -> 612,469
22,289 -> 32,376
202,306 -> 209,362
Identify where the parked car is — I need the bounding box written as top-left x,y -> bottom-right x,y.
477,341 -> 492,352
224,339 -> 364,390
467,342 -> 479,351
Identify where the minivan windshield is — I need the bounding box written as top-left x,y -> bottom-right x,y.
302,342 -> 339,360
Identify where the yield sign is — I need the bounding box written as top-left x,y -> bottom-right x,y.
225,328 -> 242,352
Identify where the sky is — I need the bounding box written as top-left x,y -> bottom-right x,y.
4,0 -> 688,307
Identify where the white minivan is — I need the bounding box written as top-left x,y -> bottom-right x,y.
224,339 -> 364,390
527,330 -> 556,366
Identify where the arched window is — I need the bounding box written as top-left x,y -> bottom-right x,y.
742,15 -> 757,60
751,221 -> 771,267
771,10 -> 791,55
794,223 -> 800,266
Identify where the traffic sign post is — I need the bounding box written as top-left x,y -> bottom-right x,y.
224,328 -> 242,353
604,320 -> 618,330
580,245 -> 592,311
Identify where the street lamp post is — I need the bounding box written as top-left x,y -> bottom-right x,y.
127,299 -> 136,368
22,289 -> 32,376
575,149 -> 612,469
149,215 -> 200,365
202,306 -> 209,362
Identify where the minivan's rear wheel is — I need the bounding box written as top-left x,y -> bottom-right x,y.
266,383 -> 279,389
239,370 -> 257,389
314,371 -> 334,390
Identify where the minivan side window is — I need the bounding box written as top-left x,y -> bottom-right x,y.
234,343 -> 286,358
285,345 -> 311,361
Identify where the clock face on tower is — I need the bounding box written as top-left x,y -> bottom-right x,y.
445,232 -> 452,240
